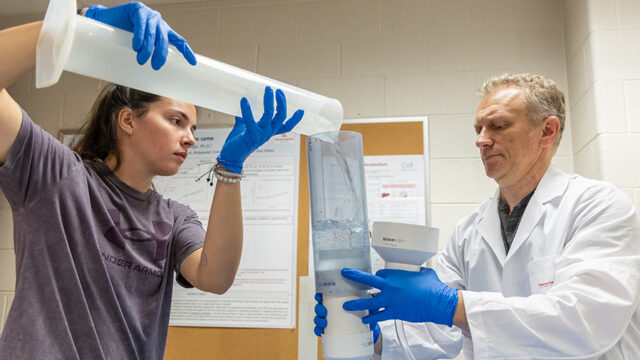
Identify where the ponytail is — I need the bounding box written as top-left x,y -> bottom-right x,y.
73,84 -> 160,171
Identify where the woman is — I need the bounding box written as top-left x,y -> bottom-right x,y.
0,2 -> 303,359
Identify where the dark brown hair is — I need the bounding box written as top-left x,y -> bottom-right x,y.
73,84 -> 160,171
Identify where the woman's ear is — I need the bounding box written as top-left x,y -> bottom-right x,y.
117,108 -> 135,135
540,115 -> 560,149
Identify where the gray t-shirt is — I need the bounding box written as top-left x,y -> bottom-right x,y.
0,110 -> 205,359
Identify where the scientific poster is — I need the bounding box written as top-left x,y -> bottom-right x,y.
308,154 -> 427,276
364,155 -> 426,226
155,128 -> 300,329
364,155 -> 426,271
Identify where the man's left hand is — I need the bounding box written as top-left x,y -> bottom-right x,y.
85,2 -> 196,70
314,293 -> 380,343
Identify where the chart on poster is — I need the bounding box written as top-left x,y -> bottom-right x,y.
154,127 -> 300,329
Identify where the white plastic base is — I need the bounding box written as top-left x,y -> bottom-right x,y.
321,294 -> 373,360
322,332 -> 374,360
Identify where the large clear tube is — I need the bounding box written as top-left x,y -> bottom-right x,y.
395,319 -> 417,360
36,0 -> 343,136
307,131 -> 373,360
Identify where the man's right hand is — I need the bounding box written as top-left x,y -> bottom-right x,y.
313,293 -> 381,343
341,267 -> 459,327
85,2 -> 197,70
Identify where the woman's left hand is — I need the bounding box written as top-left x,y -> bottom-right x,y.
85,2 -> 197,70
217,87 -> 304,173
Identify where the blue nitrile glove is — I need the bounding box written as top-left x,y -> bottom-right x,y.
85,2 -> 197,70
313,293 -> 381,343
217,86 -> 304,173
341,267 -> 459,327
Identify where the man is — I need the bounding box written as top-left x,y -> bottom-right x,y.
315,73 -> 640,359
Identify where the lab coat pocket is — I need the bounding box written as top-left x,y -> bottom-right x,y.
527,255 -> 557,294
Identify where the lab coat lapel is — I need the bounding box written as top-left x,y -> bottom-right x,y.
505,166 -> 569,261
476,189 -> 507,265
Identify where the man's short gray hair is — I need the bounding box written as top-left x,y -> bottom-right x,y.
478,73 -> 566,148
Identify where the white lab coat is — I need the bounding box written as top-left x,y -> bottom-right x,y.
380,166 -> 640,359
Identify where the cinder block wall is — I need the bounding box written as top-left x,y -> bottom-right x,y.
563,0 -> 640,212
0,1 -> 576,346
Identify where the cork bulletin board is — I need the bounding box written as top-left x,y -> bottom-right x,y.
164,118 -> 426,360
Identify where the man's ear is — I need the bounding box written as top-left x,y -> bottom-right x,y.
540,116 -> 560,149
117,108 -> 135,135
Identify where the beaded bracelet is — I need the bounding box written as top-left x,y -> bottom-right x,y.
213,170 -> 242,184
213,164 -> 245,179
196,163 -> 244,186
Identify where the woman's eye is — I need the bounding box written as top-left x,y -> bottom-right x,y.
170,117 -> 181,125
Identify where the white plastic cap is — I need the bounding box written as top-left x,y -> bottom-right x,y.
36,0 -> 77,88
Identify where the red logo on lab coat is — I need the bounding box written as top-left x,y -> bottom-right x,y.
537,280 -> 555,288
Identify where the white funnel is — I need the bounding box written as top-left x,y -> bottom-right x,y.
371,222 -> 439,271
36,0 -> 343,136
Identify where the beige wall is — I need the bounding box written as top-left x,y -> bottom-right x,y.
0,1 -> 575,352
563,0 -> 640,213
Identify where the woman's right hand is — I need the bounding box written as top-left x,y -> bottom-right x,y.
216,86 -> 304,173
85,2 -> 197,70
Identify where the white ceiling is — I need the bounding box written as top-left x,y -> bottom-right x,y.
0,0 -> 200,16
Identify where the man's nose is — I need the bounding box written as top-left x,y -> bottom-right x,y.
475,128 -> 492,148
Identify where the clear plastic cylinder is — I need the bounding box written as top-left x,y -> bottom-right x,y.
307,131 -> 373,360
35,0 -> 343,136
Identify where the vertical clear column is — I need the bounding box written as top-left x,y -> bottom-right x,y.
307,131 -> 373,360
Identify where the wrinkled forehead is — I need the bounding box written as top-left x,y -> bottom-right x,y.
476,87 -> 527,120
